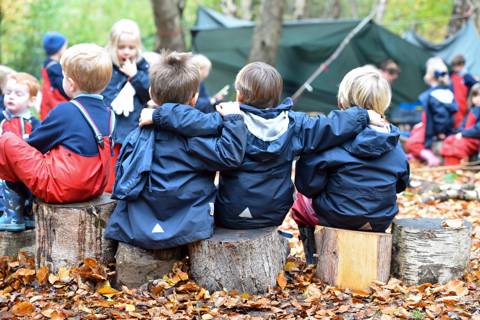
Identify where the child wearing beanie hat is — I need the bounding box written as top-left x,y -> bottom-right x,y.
40,32 -> 69,120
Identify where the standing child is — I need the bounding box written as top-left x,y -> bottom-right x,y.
405,58 -> 457,166
0,73 -> 40,231
105,52 -> 246,250
102,19 -> 150,192
450,54 -> 478,128
0,43 -> 114,206
292,66 -> 409,263
40,32 -> 69,120
140,62 -> 385,230
440,83 -> 480,164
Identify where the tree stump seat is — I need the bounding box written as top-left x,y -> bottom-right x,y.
34,194 -> 117,272
188,227 -> 290,294
391,218 -> 472,285
115,242 -> 185,288
315,226 -> 392,290
0,229 -> 35,257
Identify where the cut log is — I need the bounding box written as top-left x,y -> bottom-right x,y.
34,194 -> 117,272
315,226 -> 392,290
188,227 -> 290,294
391,218 -> 472,285
115,242 -> 185,288
0,229 -> 35,256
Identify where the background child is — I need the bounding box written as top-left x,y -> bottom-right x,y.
0,43 -> 114,204
40,32 -> 69,120
102,19 -> 150,192
450,54 -> 478,128
0,65 -> 15,123
292,66 -> 409,262
140,62 -> 385,231
105,52 -> 246,250
191,54 -> 228,113
405,57 -> 457,166
0,72 -> 40,231
441,83 -> 480,164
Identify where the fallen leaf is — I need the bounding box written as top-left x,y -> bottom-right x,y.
277,271 -> 287,290
36,266 -> 49,285
442,219 -> 464,229
11,301 -> 35,316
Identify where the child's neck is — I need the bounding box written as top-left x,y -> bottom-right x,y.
8,108 -> 30,117
49,53 -> 62,61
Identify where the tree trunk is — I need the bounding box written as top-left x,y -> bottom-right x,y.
375,0 -> 387,25
240,0 -> 253,20
248,0 -> 284,65
350,0 -> 359,18
294,0 -> 307,19
447,0 -> 470,37
221,0 -> 238,17
34,194 -> 117,272
150,0 -> 185,52
391,218 -> 472,285
315,226 -> 392,290
0,230 -> 35,257
322,0 -> 342,19
188,227 -> 290,294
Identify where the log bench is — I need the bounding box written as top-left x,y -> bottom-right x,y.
314,226 -> 392,290
34,194 -> 117,272
391,218 -> 472,285
0,229 -> 35,257
188,227 -> 290,294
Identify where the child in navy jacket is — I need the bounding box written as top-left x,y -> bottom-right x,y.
40,32 -> 69,120
0,73 -> 40,231
192,54 -> 227,113
139,62 -> 386,230
441,83 -> 480,164
105,52 -> 247,250
0,44 -> 114,204
102,19 -> 150,192
405,58 -> 457,166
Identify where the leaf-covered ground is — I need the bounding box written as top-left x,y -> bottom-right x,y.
1,162 -> 480,319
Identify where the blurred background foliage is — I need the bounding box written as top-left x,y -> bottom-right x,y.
0,0 -> 462,77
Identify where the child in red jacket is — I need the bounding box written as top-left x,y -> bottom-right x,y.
0,72 -> 40,231
0,44 -> 114,206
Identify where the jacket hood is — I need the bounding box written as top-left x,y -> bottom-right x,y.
342,124 -> 400,159
239,98 -> 294,159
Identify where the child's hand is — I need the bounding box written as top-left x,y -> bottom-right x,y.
216,102 -> 241,116
120,59 -> 138,78
367,110 -> 387,127
139,108 -> 154,127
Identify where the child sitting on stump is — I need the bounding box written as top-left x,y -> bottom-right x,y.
0,43 -> 115,204
292,66 -> 410,263
140,62 -> 385,230
105,52 -> 247,250
0,72 -> 40,231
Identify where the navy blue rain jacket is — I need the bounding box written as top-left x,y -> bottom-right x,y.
104,107 -> 246,250
420,85 -> 458,148
295,124 -> 410,231
102,58 -> 150,144
151,98 -> 369,229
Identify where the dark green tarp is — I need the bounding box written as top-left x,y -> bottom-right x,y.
192,7 -> 432,115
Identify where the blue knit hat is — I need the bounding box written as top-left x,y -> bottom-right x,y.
43,32 -> 67,56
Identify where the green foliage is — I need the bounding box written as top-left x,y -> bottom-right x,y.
410,309 -> 425,320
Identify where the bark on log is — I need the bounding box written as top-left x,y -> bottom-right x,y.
34,194 -> 117,272
188,227 -> 290,294
0,230 -> 35,257
421,189 -> 480,203
115,242 -> 185,288
391,218 -> 472,285
315,226 -> 392,290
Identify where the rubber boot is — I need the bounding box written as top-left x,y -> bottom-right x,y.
23,198 -> 35,229
420,149 -> 441,166
0,184 -> 25,232
298,226 -> 317,265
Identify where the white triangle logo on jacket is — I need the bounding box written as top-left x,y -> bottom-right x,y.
152,223 -> 165,233
238,207 -> 253,219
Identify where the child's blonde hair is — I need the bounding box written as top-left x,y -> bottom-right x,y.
191,54 -> 212,71
338,66 -> 391,115
0,65 -> 15,92
106,19 -> 143,66
7,72 -> 40,97
424,57 -> 449,86
61,43 -> 112,94
469,83 -> 480,106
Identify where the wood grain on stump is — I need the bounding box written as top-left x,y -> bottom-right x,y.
315,226 -> 392,290
188,227 -> 290,294
115,242 -> 185,288
0,229 -> 35,256
34,194 -> 117,272
391,218 -> 472,285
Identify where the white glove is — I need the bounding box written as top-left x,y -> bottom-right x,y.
111,82 -> 136,117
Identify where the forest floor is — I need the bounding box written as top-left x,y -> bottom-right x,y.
1,162 -> 480,319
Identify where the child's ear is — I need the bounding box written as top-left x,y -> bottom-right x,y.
27,94 -> 37,108
189,92 -> 199,107
236,90 -> 244,103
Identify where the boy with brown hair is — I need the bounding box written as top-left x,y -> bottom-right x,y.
0,43 -> 115,204
140,61 -> 385,230
105,52 -> 246,250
